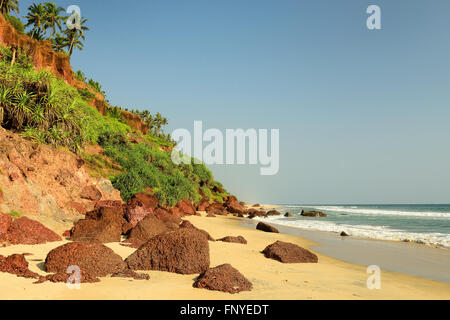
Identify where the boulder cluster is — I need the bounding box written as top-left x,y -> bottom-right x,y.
0,191 -> 321,295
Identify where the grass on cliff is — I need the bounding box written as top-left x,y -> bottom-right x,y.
0,47 -> 229,206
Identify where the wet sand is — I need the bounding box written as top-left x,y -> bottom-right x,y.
241,220 -> 450,284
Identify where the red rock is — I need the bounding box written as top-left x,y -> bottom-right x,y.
262,241 -> 318,263
70,205 -> 127,243
0,254 -> 40,279
256,222 -> 279,233
62,230 -> 71,238
124,204 -> 152,228
217,236 -> 247,245
95,200 -> 123,209
69,201 -> 87,215
180,220 -> 215,241
225,197 -> 247,216
80,185 -> 102,201
127,191 -> 159,211
126,229 -> 210,275
8,172 -> 20,181
0,214 -> 12,236
35,271 -> 100,284
206,203 -> 228,216
176,199 -> 196,216
248,211 -> 267,219
45,242 -> 127,277
111,269 -> 150,281
5,217 -> 61,245
267,210 -> 281,216
154,208 -> 181,229
197,199 -> 210,211
301,210 -> 327,218
125,214 -> 168,248
194,264 -> 252,294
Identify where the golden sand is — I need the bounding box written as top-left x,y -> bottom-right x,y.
0,215 -> 449,300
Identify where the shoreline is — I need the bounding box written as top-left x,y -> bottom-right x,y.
0,214 -> 449,300
241,219 -> 450,284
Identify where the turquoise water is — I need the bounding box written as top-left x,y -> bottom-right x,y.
255,204 -> 450,247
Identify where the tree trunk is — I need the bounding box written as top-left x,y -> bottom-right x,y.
69,38 -> 74,57
10,48 -> 16,67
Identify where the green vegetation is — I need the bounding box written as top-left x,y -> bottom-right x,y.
102,139 -> 225,206
2,1 -> 89,58
87,79 -> 105,96
0,0 -> 19,16
7,210 -> 21,217
4,13 -> 24,33
0,47 -> 229,206
0,46 -> 128,151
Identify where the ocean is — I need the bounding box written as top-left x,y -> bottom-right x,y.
254,204 -> 450,248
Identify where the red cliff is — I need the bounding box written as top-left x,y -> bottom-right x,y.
0,14 -> 148,135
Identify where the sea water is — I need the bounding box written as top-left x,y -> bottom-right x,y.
254,204 -> 450,248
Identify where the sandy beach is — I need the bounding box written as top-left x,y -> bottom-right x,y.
0,213 -> 449,300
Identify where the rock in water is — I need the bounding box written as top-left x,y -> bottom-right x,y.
45,242 -> 127,277
284,212 -> 293,217
248,211 -> 267,219
217,236 -> 247,244
340,232 -> 350,237
262,241 -> 318,263
194,264 -> 252,294
267,210 -> 281,216
301,210 -> 327,218
126,229 -> 210,275
256,222 -> 279,233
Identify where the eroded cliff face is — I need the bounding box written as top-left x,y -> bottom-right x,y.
0,14 -> 74,84
0,14 -> 148,135
0,127 -> 122,223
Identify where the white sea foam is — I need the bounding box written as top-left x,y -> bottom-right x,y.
254,216 -> 450,248
289,206 -> 450,218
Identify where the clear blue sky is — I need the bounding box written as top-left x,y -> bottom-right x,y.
17,0 -> 450,204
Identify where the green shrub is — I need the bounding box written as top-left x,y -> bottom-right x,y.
77,88 -> 95,101
5,15 -> 25,34
7,211 -> 21,218
0,49 -> 229,206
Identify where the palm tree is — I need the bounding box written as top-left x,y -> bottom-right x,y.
51,33 -> 68,53
64,17 -> 89,57
23,3 -> 47,39
43,3 -> 65,39
0,0 -> 19,16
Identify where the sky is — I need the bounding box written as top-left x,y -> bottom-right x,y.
17,0 -> 450,204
